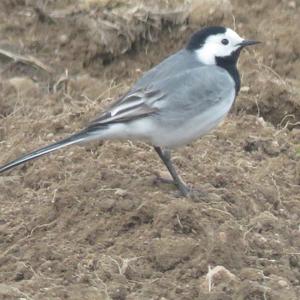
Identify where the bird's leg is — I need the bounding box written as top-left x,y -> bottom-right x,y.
154,146 -> 190,197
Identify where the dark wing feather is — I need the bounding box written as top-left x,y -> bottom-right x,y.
88,87 -> 165,128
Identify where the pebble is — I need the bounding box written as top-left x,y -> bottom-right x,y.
278,279 -> 289,288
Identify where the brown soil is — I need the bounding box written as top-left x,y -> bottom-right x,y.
0,0 -> 300,299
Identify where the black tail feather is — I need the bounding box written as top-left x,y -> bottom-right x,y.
0,131 -> 89,173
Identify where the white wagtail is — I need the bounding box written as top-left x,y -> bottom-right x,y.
0,26 -> 259,196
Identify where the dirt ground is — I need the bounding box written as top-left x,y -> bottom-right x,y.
0,0 -> 299,299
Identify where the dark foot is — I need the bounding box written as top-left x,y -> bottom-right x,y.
153,175 -> 174,185
153,173 -> 208,199
153,172 -> 190,197
174,186 -> 209,199
175,182 -> 191,197
153,146 -> 209,199
153,174 -> 190,197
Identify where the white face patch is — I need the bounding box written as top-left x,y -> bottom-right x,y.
195,28 -> 244,65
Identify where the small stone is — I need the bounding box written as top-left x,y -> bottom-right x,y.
288,1 -> 296,9
200,265 -> 239,291
114,189 -> 127,197
219,231 -> 227,242
241,86 -> 250,92
278,280 -> 288,287
59,34 -> 68,45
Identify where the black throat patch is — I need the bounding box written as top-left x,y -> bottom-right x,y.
215,49 -> 241,95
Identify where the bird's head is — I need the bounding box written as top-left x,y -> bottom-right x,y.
187,26 -> 260,65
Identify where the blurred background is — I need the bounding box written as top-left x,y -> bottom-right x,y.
0,0 -> 299,299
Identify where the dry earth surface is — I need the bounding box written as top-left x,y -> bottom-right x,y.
0,0 -> 299,299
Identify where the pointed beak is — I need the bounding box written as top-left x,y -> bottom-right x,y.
237,39 -> 261,47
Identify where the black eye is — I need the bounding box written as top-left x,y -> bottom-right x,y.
221,38 -> 229,45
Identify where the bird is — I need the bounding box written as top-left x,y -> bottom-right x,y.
0,26 -> 260,197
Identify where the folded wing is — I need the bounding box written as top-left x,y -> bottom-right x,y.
86,88 -> 165,130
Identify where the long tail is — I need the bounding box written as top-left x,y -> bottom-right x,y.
0,130 -> 91,173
